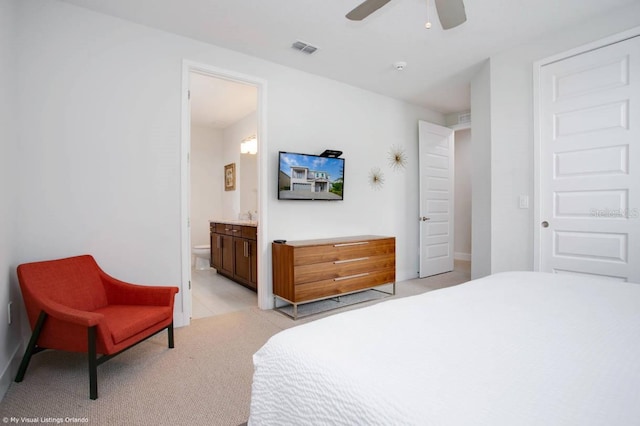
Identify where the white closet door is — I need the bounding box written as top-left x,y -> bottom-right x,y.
418,120 -> 454,278
538,35 -> 640,282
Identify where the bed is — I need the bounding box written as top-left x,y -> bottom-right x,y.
248,272 -> 640,425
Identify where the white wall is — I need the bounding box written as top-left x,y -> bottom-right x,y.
222,111 -> 258,220
190,125 -> 224,247
470,60 -> 492,279
267,74 -> 443,281
0,0 -> 22,400
454,128 -> 471,261
487,3 -> 640,274
6,0 -> 444,384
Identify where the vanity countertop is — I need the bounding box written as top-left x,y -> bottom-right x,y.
209,219 -> 258,227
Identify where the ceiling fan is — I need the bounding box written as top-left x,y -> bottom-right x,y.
346,0 -> 467,30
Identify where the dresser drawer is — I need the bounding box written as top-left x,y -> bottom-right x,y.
295,269 -> 396,302
293,238 -> 395,266
293,253 -> 395,285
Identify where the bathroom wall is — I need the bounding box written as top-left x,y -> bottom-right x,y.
190,125 -> 224,247
221,111 -> 258,220
240,152 -> 258,217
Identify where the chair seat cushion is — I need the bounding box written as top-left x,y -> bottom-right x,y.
93,305 -> 172,344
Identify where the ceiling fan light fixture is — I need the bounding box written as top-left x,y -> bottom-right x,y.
346,0 -> 392,21
347,0 -> 466,30
434,0 -> 467,29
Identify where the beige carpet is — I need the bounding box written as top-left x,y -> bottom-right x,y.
0,264 -> 470,425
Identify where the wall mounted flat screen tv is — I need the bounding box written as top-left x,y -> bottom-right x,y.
278,151 -> 344,201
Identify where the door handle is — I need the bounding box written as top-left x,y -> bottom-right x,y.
541,221 -> 549,228
420,217 -> 431,221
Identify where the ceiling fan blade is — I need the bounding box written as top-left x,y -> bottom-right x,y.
434,0 -> 467,29
346,0 -> 392,21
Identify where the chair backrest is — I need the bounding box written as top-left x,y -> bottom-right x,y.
17,255 -> 109,315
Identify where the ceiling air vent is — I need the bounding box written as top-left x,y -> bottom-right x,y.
291,40 -> 318,55
458,113 -> 471,124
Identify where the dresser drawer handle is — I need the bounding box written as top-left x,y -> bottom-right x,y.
334,257 -> 369,264
334,272 -> 369,281
231,229 -> 239,233
334,241 -> 369,247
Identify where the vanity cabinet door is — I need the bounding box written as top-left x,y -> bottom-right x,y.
211,232 -> 222,270
234,238 -> 255,289
220,234 -> 234,276
233,225 -> 257,290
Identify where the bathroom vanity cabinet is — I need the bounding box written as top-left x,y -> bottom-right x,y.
210,221 -> 257,291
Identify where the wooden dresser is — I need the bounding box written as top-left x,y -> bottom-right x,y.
272,235 -> 395,318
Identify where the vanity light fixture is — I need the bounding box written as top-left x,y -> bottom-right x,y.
241,135 -> 258,155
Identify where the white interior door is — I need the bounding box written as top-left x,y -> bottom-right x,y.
538,35 -> 640,282
418,120 -> 455,278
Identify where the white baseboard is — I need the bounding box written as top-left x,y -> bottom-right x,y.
454,252 -> 471,262
0,342 -> 23,402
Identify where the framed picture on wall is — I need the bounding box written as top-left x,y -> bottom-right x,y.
224,163 -> 236,191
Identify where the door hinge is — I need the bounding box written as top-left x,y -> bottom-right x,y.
188,90 -> 191,100
188,280 -> 191,290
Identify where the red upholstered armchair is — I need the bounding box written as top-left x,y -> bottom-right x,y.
15,255 -> 179,399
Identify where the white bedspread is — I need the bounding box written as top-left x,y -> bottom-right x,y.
249,272 -> 640,425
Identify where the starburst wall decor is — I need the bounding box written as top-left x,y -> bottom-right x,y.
369,167 -> 385,190
388,145 -> 407,171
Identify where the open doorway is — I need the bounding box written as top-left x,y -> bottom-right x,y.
453,126 -> 472,274
183,68 -> 260,322
189,71 -> 257,319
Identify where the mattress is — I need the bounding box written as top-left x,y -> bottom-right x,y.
248,272 -> 640,425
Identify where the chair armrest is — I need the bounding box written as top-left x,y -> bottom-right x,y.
37,296 -> 104,327
101,275 -> 179,307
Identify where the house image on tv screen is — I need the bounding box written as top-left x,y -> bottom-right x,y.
291,167 -> 330,192
278,153 -> 344,200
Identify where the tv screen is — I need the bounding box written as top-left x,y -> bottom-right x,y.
278,151 -> 344,200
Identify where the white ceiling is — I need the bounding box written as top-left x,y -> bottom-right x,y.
189,73 -> 257,129
61,0 -> 637,114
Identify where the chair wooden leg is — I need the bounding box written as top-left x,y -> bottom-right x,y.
168,322 -> 174,349
15,311 -> 47,382
88,326 -> 98,400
